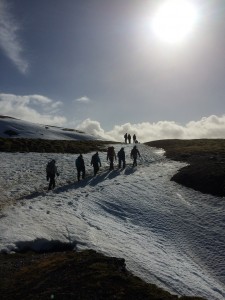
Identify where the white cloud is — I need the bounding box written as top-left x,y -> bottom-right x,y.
1,93 -> 225,141
75,96 -> 91,103
0,0 -> 28,74
0,93 -> 66,126
76,115 -> 225,142
76,119 -> 114,140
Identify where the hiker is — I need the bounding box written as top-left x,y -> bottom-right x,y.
124,133 -> 128,144
91,152 -> 101,176
128,134 -> 131,144
133,134 -> 136,143
46,159 -> 59,190
75,154 -> 85,181
117,147 -> 126,169
107,146 -> 117,170
130,145 -> 141,167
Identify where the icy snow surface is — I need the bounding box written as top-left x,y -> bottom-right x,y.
0,143 -> 225,300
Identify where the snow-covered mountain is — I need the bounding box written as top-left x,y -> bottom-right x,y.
0,117 -> 225,300
0,116 -> 101,141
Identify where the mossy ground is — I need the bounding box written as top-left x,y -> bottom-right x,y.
0,250 -> 205,300
0,137 -> 118,154
146,139 -> 225,197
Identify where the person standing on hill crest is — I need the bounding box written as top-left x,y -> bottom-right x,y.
107,146 -> 116,170
46,159 -> 59,190
124,133 -> 128,144
91,152 -> 101,176
133,134 -> 136,143
130,145 -> 141,167
75,154 -> 85,182
117,147 -> 126,169
128,134 -> 131,144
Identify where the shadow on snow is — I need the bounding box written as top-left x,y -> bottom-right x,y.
19,165 -> 137,201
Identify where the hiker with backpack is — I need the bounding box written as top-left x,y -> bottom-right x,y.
107,146 -> 116,170
117,147 -> 126,169
46,159 -> 59,190
91,152 -> 101,176
130,145 -> 141,167
75,154 -> 85,182
133,134 -> 136,143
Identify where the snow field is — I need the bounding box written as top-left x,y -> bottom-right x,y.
0,143 -> 225,300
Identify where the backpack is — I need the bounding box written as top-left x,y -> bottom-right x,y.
91,153 -> 99,164
46,160 -> 55,174
107,146 -> 115,157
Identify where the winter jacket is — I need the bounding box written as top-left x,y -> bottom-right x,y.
131,147 -> 140,159
91,153 -> 101,166
76,155 -> 85,169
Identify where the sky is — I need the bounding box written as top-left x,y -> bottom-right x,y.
1,141 -> 225,299
0,0 -> 225,141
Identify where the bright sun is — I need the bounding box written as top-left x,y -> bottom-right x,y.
152,0 -> 198,44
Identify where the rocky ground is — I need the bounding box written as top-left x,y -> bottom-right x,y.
146,139 -> 225,198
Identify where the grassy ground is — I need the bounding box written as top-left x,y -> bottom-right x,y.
146,139 -> 225,197
0,137 -> 118,154
0,250 -> 205,300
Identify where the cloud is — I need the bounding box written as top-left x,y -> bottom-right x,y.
1,93 -> 225,141
0,93 -> 66,125
76,118 -> 113,140
75,96 -> 91,103
0,0 -> 28,73
76,115 -> 225,142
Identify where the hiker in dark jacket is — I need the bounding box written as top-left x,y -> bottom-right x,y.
133,134 -> 136,143
107,146 -> 116,170
46,159 -> 59,190
75,154 -> 85,181
91,152 -> 101,176
117,147 -> 126,169
130,145 -> 141,167
128,134 -> 131,144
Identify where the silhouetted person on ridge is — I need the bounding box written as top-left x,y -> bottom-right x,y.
128,134 -> 131,144
124,133 -> 128,144
133,134 -> 136,143
75,154 -> 85,182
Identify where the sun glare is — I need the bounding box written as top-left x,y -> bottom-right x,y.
152,0 -> 198,44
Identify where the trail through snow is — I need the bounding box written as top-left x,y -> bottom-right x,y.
0,144 -> 225,300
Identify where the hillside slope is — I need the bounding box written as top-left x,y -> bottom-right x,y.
0,116 -> 100,141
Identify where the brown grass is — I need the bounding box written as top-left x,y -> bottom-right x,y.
146,139 -> 225,197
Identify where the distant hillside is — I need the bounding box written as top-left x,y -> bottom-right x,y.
0,116 -> 101,141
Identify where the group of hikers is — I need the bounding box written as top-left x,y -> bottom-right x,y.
124,133 -> 138,144
46,145 -> 141,191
